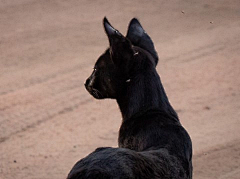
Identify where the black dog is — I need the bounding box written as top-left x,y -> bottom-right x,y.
67,18 -> 192,179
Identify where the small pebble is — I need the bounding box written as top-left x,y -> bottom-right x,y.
204,106 -> 211,110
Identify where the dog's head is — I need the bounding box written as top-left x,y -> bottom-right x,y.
85,17 -> 158,99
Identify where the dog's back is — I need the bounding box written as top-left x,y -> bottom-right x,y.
119,109 -> 192,178
68,147 -> 188,179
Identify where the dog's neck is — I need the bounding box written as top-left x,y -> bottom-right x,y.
116,69 -> 178,121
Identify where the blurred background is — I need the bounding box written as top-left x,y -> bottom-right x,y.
0,0 -> 240,178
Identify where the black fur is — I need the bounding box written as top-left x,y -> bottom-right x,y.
67,17 -> 192,179
126,18 -> 158,65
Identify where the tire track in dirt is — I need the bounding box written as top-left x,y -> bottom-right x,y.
218,168 -> 240,179
163,27 -> 240,64
0,62 -> 92,96
0,96 -> 91,143
0,65 -> 94,143
193,140 -> 240,179
165,43 -> 224,62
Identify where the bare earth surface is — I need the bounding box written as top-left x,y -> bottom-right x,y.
0,1 -> 240,178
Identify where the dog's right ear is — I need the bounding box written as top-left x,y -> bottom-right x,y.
103,17 -> 134,67
127,18 -> 158,66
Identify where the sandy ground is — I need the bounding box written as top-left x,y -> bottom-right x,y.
0,0 -> 240,178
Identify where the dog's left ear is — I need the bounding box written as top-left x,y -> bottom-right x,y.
103,17 -> 134,67
126,18 -> 158,66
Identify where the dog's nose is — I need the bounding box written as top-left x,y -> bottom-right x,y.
85,78 -> 91,87
85,78 -> 93,92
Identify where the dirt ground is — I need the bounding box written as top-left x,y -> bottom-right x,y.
0,0 -> 240,178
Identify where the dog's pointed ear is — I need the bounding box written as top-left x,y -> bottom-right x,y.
103,17 -> 123,38
127,18 -> 158,66
103,17 -> 134,66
